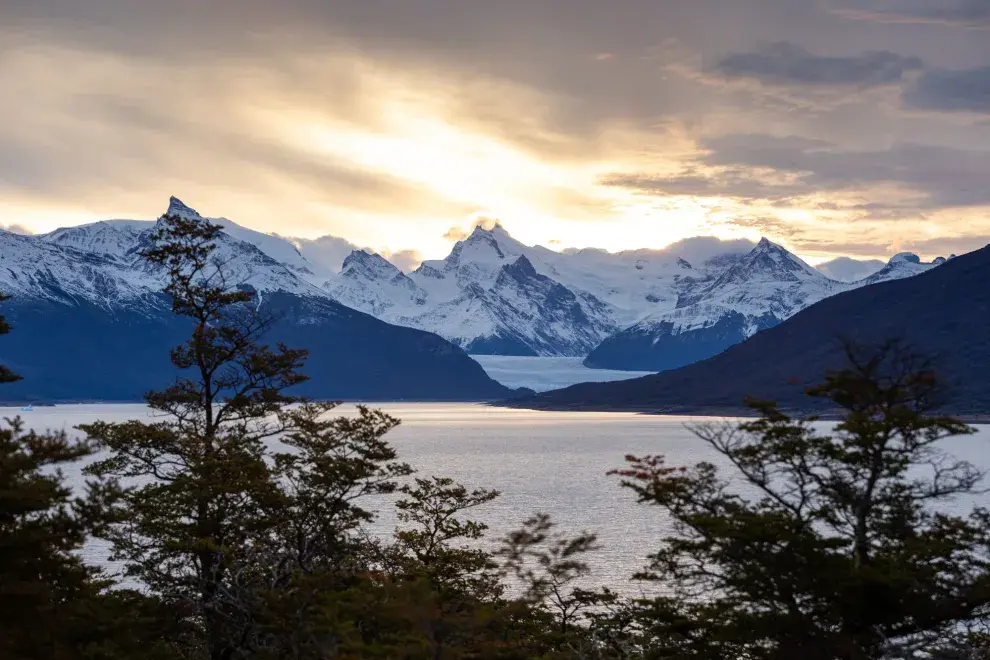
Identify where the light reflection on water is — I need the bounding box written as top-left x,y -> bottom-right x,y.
12,403 -> 990,596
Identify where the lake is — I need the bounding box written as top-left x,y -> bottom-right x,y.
12,402 -> 990,595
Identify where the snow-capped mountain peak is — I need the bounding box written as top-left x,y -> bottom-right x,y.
743,237 -> 822,278
41,220 -> 152,257
698,237 -> 825,297
889,252 -> 921,264
0,198 -> 952,369
859,251 -> 943,285
324,250 -> 427,317
341,249 -> 404,280
166,196 -> 202,219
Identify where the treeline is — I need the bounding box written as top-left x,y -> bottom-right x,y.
3,214 -> 990,659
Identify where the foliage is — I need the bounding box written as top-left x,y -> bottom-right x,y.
6,214 -> 990,660
611,340 -> 990,659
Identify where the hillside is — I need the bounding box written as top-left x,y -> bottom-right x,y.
506,245 -> 990,416
0,199 -> 517,403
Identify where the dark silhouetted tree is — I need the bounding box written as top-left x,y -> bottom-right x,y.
612,340 -> 990,659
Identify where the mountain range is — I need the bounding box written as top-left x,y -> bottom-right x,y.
505,243 -> 990,416
0,197 -> 950,403
0,198 -> 515,403
318,219 -> 944,371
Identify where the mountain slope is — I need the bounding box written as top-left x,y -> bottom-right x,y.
403,255 -> 618,356
584,239 -> 846,371
584,243 -> 945,371
320,225 -> 624,356
506,244 -> 990,415
316,221 -> 942,365
320,223 -> 736,356
858,252 -> 943,285
0,293 -> 514,402
0,198 -> 517,402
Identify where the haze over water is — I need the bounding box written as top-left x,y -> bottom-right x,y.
17,403 -> 990,595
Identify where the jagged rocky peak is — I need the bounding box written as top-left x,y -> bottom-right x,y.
503,254 -> 538,278
463,223 -> 506,250
715,236 -> 820,285
468,221 -> 510,237
751,236 -> 791,258
165,196 -> 202,219
340,249 -> 402,279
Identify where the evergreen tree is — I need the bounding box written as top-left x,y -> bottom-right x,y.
611,340 -> 990,659
82,214 -> 314,659
82,215 -> 417,659
0,293 -> 171,659
0,418 -> 121,659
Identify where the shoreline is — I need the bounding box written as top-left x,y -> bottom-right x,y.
5,399 -> 989,425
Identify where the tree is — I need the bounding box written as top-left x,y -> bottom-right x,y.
390,476 -> 504,656
82,215 -> 421,659
612,340 -> 990,659
82,214 -> 313,659
0,418 -> 122,659
500,514 -> 601,637
0,293 -> 174,659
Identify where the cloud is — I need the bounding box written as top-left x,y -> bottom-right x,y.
658,236 -> 756,264
0,0 -> 987,263
815,256 -> 886,282
723,215 -> 801,237
713,42 -> 923,88
442,227 -> 469,242
0,223 -> 33,235
381,249 -> 423,272
603,133 -> 990,213
833,0 -> 990,27
291,235 -> 360,274
898,234 -> 990,256
443,214 -> 501,242
903,66 -> 990,113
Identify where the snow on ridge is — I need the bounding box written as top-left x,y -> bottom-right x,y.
0,199 -> 950,361
0,198 -> 329,309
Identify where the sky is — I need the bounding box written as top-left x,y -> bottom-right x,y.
1,0 -> 988,267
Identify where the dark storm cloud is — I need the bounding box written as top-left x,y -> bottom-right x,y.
714,42 -> 923,87
604,134 -> 990,210
903,67 -> 990,113
834,0 -> 990,27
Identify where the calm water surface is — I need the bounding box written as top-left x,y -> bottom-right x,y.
11,403 -> 990,594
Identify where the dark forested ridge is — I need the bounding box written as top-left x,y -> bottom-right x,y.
0,292 -> 516,403
508,244 -> 990,416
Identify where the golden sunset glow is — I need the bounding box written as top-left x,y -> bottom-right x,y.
1,2 -> 988,265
